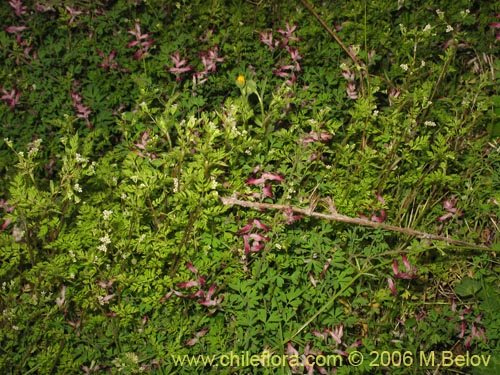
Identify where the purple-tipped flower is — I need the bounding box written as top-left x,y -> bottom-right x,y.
277,22 -> 300,45
260,31 -> 279,51
9,0 -> 27,16
168,51 -> 192,81
127,23 -> 154,60
1,87 -> 21,110
387,277 -> 397,296
5,25 -> 27,33
96,48 -> 119,72
393,253 -> 418,279
184,328 -> 209,346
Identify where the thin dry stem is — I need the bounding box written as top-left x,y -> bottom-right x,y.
221,196 -> 489,249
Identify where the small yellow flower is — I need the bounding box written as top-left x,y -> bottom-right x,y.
236,74 -> 246,85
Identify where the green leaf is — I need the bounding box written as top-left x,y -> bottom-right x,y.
454,277 -> 482,297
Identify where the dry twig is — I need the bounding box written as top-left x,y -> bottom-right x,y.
220,196 -> 489,249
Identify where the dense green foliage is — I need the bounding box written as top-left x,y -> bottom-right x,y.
1,0 -> 499,374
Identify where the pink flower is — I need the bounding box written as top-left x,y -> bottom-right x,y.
341,70 -> 355,82
9,0 -> 27,16
375,192 -> 386,204
346,82 -> 358,99
371,209 -> 386,223
387,277 -> 397,296
274,70 -> 290,78
183,328 -> 209,346
185,262 -> 198,274
127,23 -> 154,60
71,90 -> 92,129
283,207 -> 302,224
96,279 -> 114,289
329,324 -> 344,345
1,219 -> 12,231
132,131 -> 157,159
64,5 -> 85,25
261,172 -> 284,181
198,283 -> 223,306
5,25 -> 27,33
388,88 -> 401,106
438,196 -> 463,221
260,31 -> 279,51
262,184 -> 274,199
96,49 -> 119,71
393,253 -> 418,279
277,22 -> 299,43
288,48 -> 302,62
1,88 -> 21,110
298,131 -> 333,145
168,51 -> 192,80
100,294 -> 116,303
177,280 -> 199,289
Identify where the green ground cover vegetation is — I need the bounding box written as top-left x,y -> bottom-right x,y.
0,0 -> 499,374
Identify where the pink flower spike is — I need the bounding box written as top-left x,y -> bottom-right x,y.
283,207 -> 302,224
376,192 -> 386,204
274,70 -> 290,78
401,253 -> 411,271
388,277 -> 397,296
159,290 -> 174,303
9,0 -> 27,16
262,184 -> 274,199
96,279 -> 114,289
196,328 -> 209,337
490,22 -> 500,28
253,219 -> 270,231
250,242 -> 265,252
237,220 -> 254,235
101,294 -> 115,303
392,259 -> 399,275
346,82 -> 358,99
261,172 -> 284,182
459,320 -> 466,338
341,70 -> 355,82
176,280 -> 198,289
206,282 -> 217,299
286,342 -> 300,357
5,25 -> 27,33
184,337 -> 199,346
249,233 -> 270,242
260,31 -> 279,51
438,212 -> 454,221
1,219 -> 12,231
278,22 -> 299,40
358,213 -> 369,220
246,177 -> 266,185
312,329 -> 327,340
288,48 -> 302,61
371,213 -> 385,223
243,234 -> 251,255
329,324 -> 343,345
197,274 -> 206,287
185,262 -> 198,274
443,198 -> 457,212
